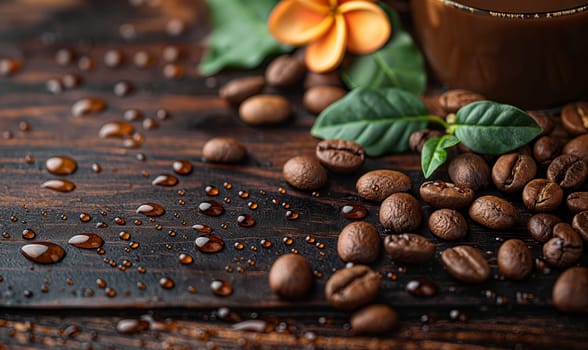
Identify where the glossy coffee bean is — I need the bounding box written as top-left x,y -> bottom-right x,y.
304,71 -> 343,89
441,245 -> 490,284
528,111 -> 555,137
282,155 -> 327,191
533,136 -> 563,166
492,153 -> 537,193
567,192 -> 588,213
303,86 -> 346,114
350,304 -> 398,335
563,134 -> 588,164
419,180 -> 474,209
265,55 -> 306,87
448,153 -> 490,191
337,222 -> 381,264
438,89 -> 485,113
552,267 -> 588,313
324,265 -> 381,310
469,195 -> 517,230
379,193 -> 422,233
527,213 -> 562,243
543,223 -> 583,268
428,209 -> 468,241
561,101 -> 588,136
408,129 -> 444,153
356,170 -> 412,202
219,76 -> 265,105
383,233 -> 435,263
572,211 -> 588,242
315,139 -> 365,174
202,137 -> 247,163
239,95 -> 291,126
497,239 -> 533,280
522,179 -> 563,212
547,154 -> 587,190
268,254 -> 313,300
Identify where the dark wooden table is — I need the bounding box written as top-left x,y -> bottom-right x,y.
0,0 -> 586,348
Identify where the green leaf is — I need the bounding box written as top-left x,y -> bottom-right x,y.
311,88 -> 430,156
342,5 -> 426,95
421,135 -> 460,178
199,0 -> 291,75
453,101 -> 542,155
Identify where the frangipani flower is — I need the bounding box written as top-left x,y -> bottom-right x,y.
268,0 -> 391,73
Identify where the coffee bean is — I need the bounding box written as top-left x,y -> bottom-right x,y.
441,245 -> 490,284
315,139 -> 365,174
337,222 -> 381,264
561,101 -> 588,136
547,154 -> 587,190
492,153 -> 537,193
202,137 -> 247,163
522,179 -> 563,212
567,192 -> 588,213
304,71 -> 342,89
438,89 -> 486,113
269,254 -> 313,300
527,213 -> 562,243
572,211 -> 588,243
356,170 -> 412,202
552,267 -> 588,313
265,55 -> 306,88
428,209 -> 468,240
533,136 -> 563,166
528,111 -> 555,137
379,193 -> 422,232
239,95 -> 291,126
448,153 -> 490,191
563,134 -> 588,164
468,195 -> 517,230
350,304 -> 398,335
497,239 -> 533,280
419,180 -> 474,209
324,265 -> 381,310
283,155 -> 327,191
409,129 -> 444,153
543,223 -> 583,268
219,76 -> 265,105
383,233 -> 435,263
406,278 -> 437,297
303,86 -> 346,114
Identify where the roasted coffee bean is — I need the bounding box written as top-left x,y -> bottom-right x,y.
528,111 -> 555,137
282,155 -> 327,191
379,193 -> 422,232
356,170 -> 412,202
543,223 -> 583,268
383,234 -> 435,263
408,129 -> 444,153
522,179 -> 563,212
239,95 -> 291,126
527,213 -> 562,243
563,134 -> 588,164
265,55 -> 306,87
438,89 -> 485,113
448,153 -> 490,191
303,86 -> 346,114
304,71 -> 342,89
497,239 -> 533,280
324,265 -> 381,310
428,209 -> 468,240
315,139 -> 365,174
533,136 -> 563,166
547,154 -> 587,190
469,195 -> 517,230
337,222 -> 381,264
567,192 -> 588,213
492,153 -> 537,193
219,76 -> 265,105
268,254 -> 313,300
202,137 -> 247,163
552,267 -> 588,313
561,101 -> 588,136
441,245 -> 490,284
572,211 -> 588,243
419,180 -> 474,209
350,304 -> 398,335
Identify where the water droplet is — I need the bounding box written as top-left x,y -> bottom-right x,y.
192,224 -> 212,233
198,200 -> 224,216
99,121 -> 134,138
223,197 -> 231,204
305,235 -> 316,244
163,63 -> 184,79
449,309 -> 468,322
152,174 -> 178,187
104,49 -> 124,68
195,234 -> 225,253
60,214 -> 68,221
283,237 -> 293,246
205,185 -> 219,196
114,217 -> 126,225
247,201 -> 258,210
291,248 -> 299,254
136,203 -> 165,217
179,253 -> 193,264
78,56 -> 95,71
134,219 -> 142,226
406,278 -> 437,297
260,240 -> 272,248
285,210 -> 299,220
113,80 -> 134,97
61,73 -> 82,89
91,163 -> 102,173
341,204 -> 368,220
172,160 -> 192,175
129,241 -> 140,249
232,320 -> 268,333
0,58 -> 21,76
116,319 -> 149,335
20,243 -> 66,264
137,282 -> 146,290
41,179 -> 75,192
95,222 -> 108,228
55,48 -> 75,66
105,287 -> 117,297
25,154 -> 34,164
162,45 -> 181,62
9,215 -> 17,222
68,233 -> 104,249
79,213 -> 91,222
278,187 -> 287,195
238,191 -> 249,199
22,229 -> 36,240
234,242 -> 244,250
142,117 -> 159,130
159,277 -> 175,289
24,290 -> 33,298
236,214 -> 255,228
187,286 -> 197,294
18,121 -> 31,132
133,50 -> 151,68
2,232 -> 10,239
72,97 -> 106,117
123,108 -> 143,121
316,242 -> 325,249
47,78 -> 63,94
156,109 -> 170,120
282,202 -> 290,209
210,279 -> 233,297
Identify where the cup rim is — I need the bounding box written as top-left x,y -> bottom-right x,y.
436,0 -> 588,19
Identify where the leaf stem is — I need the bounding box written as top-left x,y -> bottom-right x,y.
426,115 -> 450,130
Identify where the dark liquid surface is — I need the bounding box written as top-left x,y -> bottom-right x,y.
459,0 -> 588,12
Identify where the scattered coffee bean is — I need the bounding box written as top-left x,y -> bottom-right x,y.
265,55 -> 306,87
547,154 -> 587,190
337,221 -> 381,264
552,267 -> 588,313
324,265 -> 381,310
533,136 -> 563,166
448,153 -> 490,191
239,95 -> 291,126
379,193 -> 422,232
543,223 -> 583,268
428,209 -> 468,240
567,192 -> 588,213
383,233 -> 435,263
406,278 -> 437,297
492,153 -> 537,193
572,211 -> 588,242
283,155 -> 327,191
350,304 -> 398,335
268,254 -> 313,300
438,89 -> 485,113
315,139 -> 365,174
219,76 -> 265,105
563,134 -> 588,164
408,129 -> 444,153
202,137 -> 247,163
441,245 -> 490,284
356,170 -> 412,202
528,111 -> 555,136
304,71 -> 342,89
419,180 -> 474,209
522,179 -> 563,212
303,86 -> 346,114
498,239 -> 533,280
469,195 -> 517,230
527,213 -> 562,243
561,101 -> 588,136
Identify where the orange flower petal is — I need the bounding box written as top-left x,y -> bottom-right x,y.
305,14 -> 347,72
268,0 -> 332,46
340,1 -> 391,54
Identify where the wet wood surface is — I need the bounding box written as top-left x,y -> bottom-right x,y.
0,0 -> 586,348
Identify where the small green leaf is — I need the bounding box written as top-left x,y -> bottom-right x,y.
453,101 -> 542,155
199,0 -> 291,75
421,135 -> 460,178
311,88 -> 430,156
